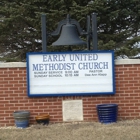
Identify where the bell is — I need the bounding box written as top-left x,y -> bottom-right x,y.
52,23 -> 86,46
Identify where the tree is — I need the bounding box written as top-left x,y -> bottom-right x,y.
94,0 -> 140,58
0,0 -> 140,61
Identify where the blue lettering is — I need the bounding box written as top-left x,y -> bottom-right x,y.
83,54 -> 87,61
83,63 -> 88,70
49,63 -> 54,70
70,53 -> 98,61
53,54 -> 57,61
103,62 -> 108,69
54,64 -> 59,70
71,63 -> 76,70
94,62 -> 99,69
69,54 -> 74,61
43,55 -> 47,62
75,54 -> 80,61
39,64 -> 44,71
33,63 -> 76,71
88,54 -> 93,61
66,63 -> 71,70
78,62 -> 108,70
89,63 -> 93,69
59,63 -> 63,70
61,54 -> 66,61
33,64 -> 39,71
78,63 -> 82,70
93,54 -> 98,60
99,62 -> 104,69
48,55 -> 52,61
44,64 -> 48,70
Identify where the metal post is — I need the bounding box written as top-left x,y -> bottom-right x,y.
41,14 -> 47,52
86,15 -> 91,50
91,13 -> 98,50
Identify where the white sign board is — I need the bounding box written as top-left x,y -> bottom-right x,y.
26,51 -> 115,97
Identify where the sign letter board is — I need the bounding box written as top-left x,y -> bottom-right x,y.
26,51 -> 115,97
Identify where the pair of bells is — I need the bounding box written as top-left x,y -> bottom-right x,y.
52,15 -> 86,46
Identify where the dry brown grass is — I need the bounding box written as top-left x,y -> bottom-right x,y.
0,120 -> 140,140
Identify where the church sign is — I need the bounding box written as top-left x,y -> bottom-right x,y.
26,51 -> 115,97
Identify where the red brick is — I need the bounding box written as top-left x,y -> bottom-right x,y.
0,100 -> 10,103
29,106 -> 39,110
52,109 -> 62,112
5,104 -> 14,107
13,77 -> 23,80
24,103 -> 34,106
34,103 -> 44,106
18,107 -> 29,110
52,102 -> 62,106
118,68 -> 128,71
9,107 -> 19,110
134,109 -> 140,113
129,100 -> 139,103
33,110 -> 46,113
0,87 -> 9,91
1,65 -> 140,126
130,113 -> 139,116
